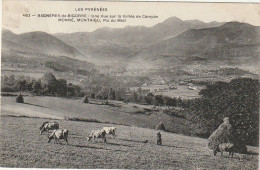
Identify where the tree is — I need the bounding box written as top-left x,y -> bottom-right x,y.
188,78 -> 259,146
137,87 -> 142,94
115,90 -> 121,101
137,95 -> 144,103
91,92 -> 96,99
32,80 -> 42,94
6,74 -> 16,87
41,73 -> 57,95
56,79 -> 67,96
64,82 -> 83,97
25,81 -> 34,92
152,95 -> 164,106
199,81 -> 228,98
132,91 -> 138,102
108,88 -> 116,100
163,96 -> 177,106
98,86 -> 110,100
145,93 -> 154,104
17,80 -> 27,91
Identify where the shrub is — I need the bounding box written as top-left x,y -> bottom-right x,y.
16,93 -> 24,103
108,88 -> 116,100
91,92 -> 96,99
152,95 -> 164,106
32,80 -> 42,94
81,95 -> 89,103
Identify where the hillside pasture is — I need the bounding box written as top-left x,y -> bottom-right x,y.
1,95 -> 192,135
0,116 -> 258,169
0,95 -> 259,169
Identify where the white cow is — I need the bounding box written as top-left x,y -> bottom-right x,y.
48,129 -> 69,144
87,129 -> 107,143
102,127 -> 116,138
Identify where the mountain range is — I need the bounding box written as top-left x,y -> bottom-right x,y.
2,17 -> 260,72
128,22 -> 260,70
55,17 -> 224,64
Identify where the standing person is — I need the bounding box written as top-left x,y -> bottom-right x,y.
157,132 -> 162,145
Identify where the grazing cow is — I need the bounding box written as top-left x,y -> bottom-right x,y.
102,127 -> 116,138
213,143 -> 235,157
48,129 -> 69,144
39,121 -> 59,135
87,129 -> 107,143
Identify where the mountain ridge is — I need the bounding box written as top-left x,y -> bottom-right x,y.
2,29 -> 86,60
126,21 -> 260,70
2,17 -> 259,71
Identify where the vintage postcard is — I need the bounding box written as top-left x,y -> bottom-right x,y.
1,1 -> 259,169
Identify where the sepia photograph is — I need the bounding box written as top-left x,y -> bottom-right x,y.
1,1 -> 259,169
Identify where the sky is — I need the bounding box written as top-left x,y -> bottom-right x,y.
2,1 -> 260,34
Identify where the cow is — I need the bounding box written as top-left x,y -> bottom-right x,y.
48,129 -> 69,144
87,129 -> 107,143
102,127 -> 116,139
39,121 -> 59,135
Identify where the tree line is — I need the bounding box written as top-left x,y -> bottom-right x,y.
1,73 -> 82,97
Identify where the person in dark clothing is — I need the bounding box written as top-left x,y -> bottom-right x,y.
157,132 -> 162,145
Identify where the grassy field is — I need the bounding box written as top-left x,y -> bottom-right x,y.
0,116 -> 258,169
131,84 -> 204,99
1,95 -> 193,135
0,95 -> 259,169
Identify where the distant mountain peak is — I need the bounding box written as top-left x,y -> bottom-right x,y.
185,19 -> 205,25
2,30 -> 85,59
161,16 -> 183,25
94,26 -> 112,31
2,28 -> 14,34
221,21 -> 254,28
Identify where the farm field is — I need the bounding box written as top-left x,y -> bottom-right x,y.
153,85 -> 205,99
0,95 -> 259,169
0,116 -> 258,169
131,84 -> 205,99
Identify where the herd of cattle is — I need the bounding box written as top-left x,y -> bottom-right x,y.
39,121 -> 236,157
39,121 -> 116,144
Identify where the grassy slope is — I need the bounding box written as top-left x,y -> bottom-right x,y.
1,96 -> 192,135
0,116 -> 258,169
